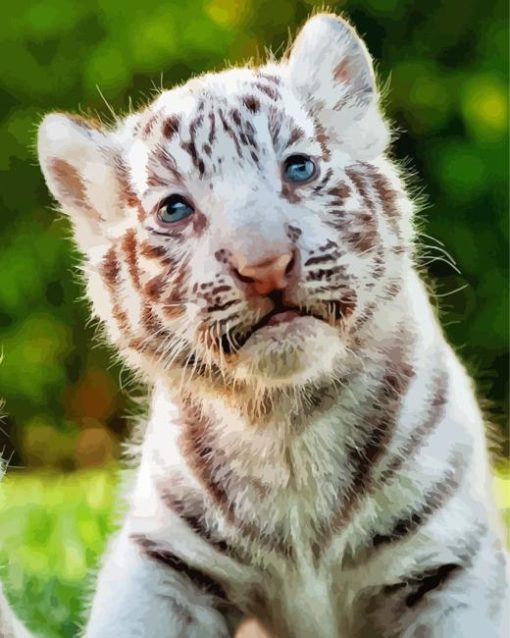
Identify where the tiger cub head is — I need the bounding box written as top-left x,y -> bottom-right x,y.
37,14 -> 414,395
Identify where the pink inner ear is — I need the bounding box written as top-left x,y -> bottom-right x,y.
51,158 -> 88,208
334,59 -> 351,83
50,158 -> 103,221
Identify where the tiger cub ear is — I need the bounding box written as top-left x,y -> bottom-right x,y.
286,14 -> 390,159
37,113 -> 137,250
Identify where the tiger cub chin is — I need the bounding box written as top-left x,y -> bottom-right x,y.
7,11 -> 508,638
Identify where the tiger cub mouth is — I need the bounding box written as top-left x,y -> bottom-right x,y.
219,295 -> 348,355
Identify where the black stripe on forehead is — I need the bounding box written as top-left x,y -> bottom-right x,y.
147,145 -> 184,186
242,95 -> 260,113
148,83 -> 309,177
218,107 -> 242,158
162,115 -> 180,139
256,71 -> 282,85
178,113 -> 207,177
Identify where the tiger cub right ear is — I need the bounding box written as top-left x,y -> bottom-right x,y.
286,14 -> 390,159
38,113 -> 135,250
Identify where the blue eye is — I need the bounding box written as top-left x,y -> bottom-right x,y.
157,195 -> 194,224
283,155 -> 317,183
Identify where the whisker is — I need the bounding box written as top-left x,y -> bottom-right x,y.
418,231 -> 446,247
417,255 -> 461,274
431,283 -> 469,299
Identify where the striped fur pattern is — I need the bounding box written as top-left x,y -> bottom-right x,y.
27,12 -> 510,638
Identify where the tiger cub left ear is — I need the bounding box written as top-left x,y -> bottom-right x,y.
38,113 -> 140,252
286,14 -> 390,159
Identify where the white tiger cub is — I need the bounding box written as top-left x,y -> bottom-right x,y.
4,12 -> 508,638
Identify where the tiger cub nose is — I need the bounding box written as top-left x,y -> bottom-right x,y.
231,250 -> 296,296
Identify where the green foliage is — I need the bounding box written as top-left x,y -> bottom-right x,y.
0,0 -> 508,464
0,470 -> 119,637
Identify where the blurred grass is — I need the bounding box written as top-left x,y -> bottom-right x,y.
0,468 -> 508,637
0,470 -> 119,638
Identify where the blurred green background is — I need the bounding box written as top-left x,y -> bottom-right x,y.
0,0 -> 508,635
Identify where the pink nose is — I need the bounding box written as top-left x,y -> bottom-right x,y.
231,251 -> 295,295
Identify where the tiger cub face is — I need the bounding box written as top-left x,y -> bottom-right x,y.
38,15 -> 413,393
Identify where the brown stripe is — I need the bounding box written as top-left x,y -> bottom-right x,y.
306,263 -> 349,281
268,106 -> 283,148
360,162 -> 399,220
192,211 -> 208,235
313,120 -> 331,161
141,113 -> 160,138
180,400 -> 235,518
141,304 -> 165,333
346,349 -> 415,504
99,245 -> 133,339
327,181 -> 351,204
146,167 -> 169,189
313,343 -> 415,560
122,230 -> 141,290
164,261 -> 189,308
208,110 -> 216,145
281,182 -> 301,204
244,121 -> 258,150
359,162 -> 402,238
182,115 -> 205,176
326,206 -> 378,254
112,303 -> 129,332
372,449 -> 465,550
304,252 -> 342,267
210,285 -> 232,296
207,299 -> 240,313
163,115 -> 180,139
50,158 -> 99,217
230,108 -> 241,127
405,563 -> 462,607
254,82 -> 280,101
112,154 -> 141,210
144,273 -> 166,300
313,169 -> 334,194
242,95 -> 260,114
131,533 -> 228,600
218,109 -> 242,158
345,165 -> 375,213
452,522 -> 487,566
181,140 -> 203,176
379,526 -> 488,606
372,248 -> 386,279
158,487 -> 230,555
383,563 -> 462,608
149,147 -> 184,184
350,301 -> 377,334
257,72 -> 281,85
139,242 -> 168,260
180,401 -> 293,558
284,126 -> 305,149
346,373 -> 408,496
100,247 -> 121,289
379,367 -> 449,484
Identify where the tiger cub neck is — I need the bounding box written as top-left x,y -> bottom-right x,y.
145,270 -> 436,479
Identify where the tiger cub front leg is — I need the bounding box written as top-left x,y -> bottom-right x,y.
362,534 -> 509,638
84,526 -> 236,638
